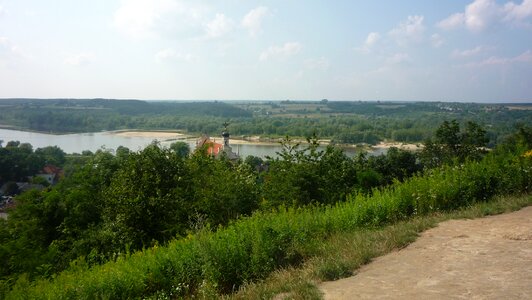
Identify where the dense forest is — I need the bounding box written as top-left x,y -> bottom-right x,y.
1,99 -> 531,145
0,120 -> 531,298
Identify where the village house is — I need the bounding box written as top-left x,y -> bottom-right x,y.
36,164 -> 64,186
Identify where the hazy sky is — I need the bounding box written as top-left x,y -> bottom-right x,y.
0,0 -> 531,102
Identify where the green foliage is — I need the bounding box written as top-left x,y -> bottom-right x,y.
0,143 -> 260,287
1,100 -> 530,146
0,99 -> 251,133
0,149 -> 123,281
315,258 -> 353,281
366,147 -> 422,184
30,176 -> 50,187
0,142 -> 67,186
0,121 -> 530,298
243,155 -> 264,170
0,142 -> 44,184
185,150 -> 259,226
421,120 -> 489,167
103,143 -> 189,250
262,136 -> 358,207
334,131 -> 381,145
235,194 -> 532,299
169,141 -> 190,157
0,190 -> 63,280
4,140 -> 530,299
261,138 -> 422,208
496,124 -> 532,154
34,146 -> 66,166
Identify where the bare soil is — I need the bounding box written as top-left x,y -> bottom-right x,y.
320,206 -> 532,299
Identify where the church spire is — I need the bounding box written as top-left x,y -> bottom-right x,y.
222,121 -> 230,147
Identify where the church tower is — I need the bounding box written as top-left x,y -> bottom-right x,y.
220,122 -> 239,160
222,121 -> 230,147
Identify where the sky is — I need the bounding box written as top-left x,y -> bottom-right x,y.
0,0 -> 531,102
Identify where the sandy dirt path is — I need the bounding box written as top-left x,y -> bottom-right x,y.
320,206 -> 532,299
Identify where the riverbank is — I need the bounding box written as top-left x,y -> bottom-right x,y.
106,131 -> 357,148
372,141 -> 423,152
109,130 -> 188,139
0,124 -> 75,135
1,128 -> 418,158
1,127 -> 420,153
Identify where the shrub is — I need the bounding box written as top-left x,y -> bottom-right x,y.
4,150 -> 531,299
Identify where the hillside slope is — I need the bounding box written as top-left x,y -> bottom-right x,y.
320,205 -> 532,299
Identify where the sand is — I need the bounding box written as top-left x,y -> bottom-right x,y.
320,206 -> 532,299
372,142 -> 422,151
226,139 -> 280,145
109,131 -> 186,138
108,131 -> 422,151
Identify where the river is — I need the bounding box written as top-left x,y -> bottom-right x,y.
0,128 -> 382,158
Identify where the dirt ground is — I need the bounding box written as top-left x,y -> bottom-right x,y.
320,206 -> 532,299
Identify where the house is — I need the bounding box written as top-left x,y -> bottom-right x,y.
36,164 -> 64,185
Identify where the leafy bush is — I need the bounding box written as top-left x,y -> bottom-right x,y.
5,148 -> 530,299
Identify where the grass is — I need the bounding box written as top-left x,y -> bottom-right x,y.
3,152 -> 531,299
231,194 -> 532,299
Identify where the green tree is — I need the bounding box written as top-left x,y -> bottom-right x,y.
115,146 -> 131,160
0,189 -> 63,281
35,146 -> 66,166
102,143 -> 188,250
186,148 -> 259,227
421,120 -> 489,168
367,147 -> 421,184
460,121 -> 489,160
262,135 -> 357,207
244,155 -> 264,170
0,141 -> 45,183
496,124 -> 532,155
169,141 -> 190,158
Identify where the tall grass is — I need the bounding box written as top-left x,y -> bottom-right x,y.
233,194 -> 532,299
5,152 -> 531,299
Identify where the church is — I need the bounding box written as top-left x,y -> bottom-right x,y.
195,123 -> 239,161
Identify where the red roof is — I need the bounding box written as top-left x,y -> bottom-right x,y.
206,142 -> 223,156
42,165 -> 64,178
196,136 -> 223,156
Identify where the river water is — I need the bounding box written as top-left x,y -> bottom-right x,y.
0,128 -> 380,158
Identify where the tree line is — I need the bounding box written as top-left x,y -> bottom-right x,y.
0,99 -> 530,145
